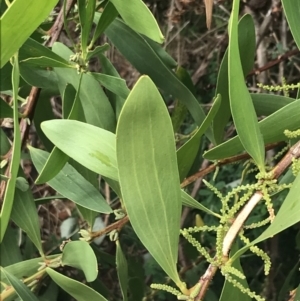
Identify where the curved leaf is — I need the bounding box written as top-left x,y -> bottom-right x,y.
62,241 -> 98,282
0,0 -> 58,67
213,14 -> 256,144
41,120 -> 117,180
116,241 -> 128,301
116,76 -> 183,287
282,0 -> 300,50
228,0 -> 265,172
110,0 -> 164,43
204,99 -> 300,160
105,18 -> 210,136
46,268 -> 108,301
29,147 -> 112,214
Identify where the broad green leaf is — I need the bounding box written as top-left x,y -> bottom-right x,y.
295,283 -> 300,301
19,38 -> 73,66
41,120 -> 118,180
52,42 -> 115,131
181,190 -> 220,218
36,80 -> 82,184
116,76 -> 183,288
0,96 -> 13,118
11,187 -> 43,255
231,172 -> 300,262
116,241 -> 128,301
92,2 -> 119,45
20,57 -> 75,68
19,64 -> 59,90
29,147 -> 112,214
0,0 -> 58,67
228,0 -> 265,172
219,243 -> 251,301
98,53 -> 126,118
177,94 -> 221,181
46,268 -> 108,301
62,241 -> 98,282
110,0 -> 164,43
105,18 -> 211,136
1,267 -> 39,301
213,14 -> 256,144
252,93 -> 295,116
1,255 -> 58,282
0,53 -> 21,242
204,99 -> 300,160
282,0 -> 300,50
92,73 -> 130,100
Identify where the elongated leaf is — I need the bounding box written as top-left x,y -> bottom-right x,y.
213,15 -> 256,144
29,147 -> 112,214
41,120 -> 117,180
19,38 -> 72,65
0,62 -> 12,91
105,18 -> 210,136
116,241 -> 128,301
110,0 -> 164,43
20,57 -> 75,68
0,54 -> 21,242
52,42 -> 115,131
0,0 -> 58,67
116,76 -> 183,287
62,241 -> 98,282
92,73 -> 130,100
232,171 -> 300,262
86,44 -> 110,61
1,267 -> 39,301
181,190 -> 220,218
11,187 -> 43,255
92,2 -> 119,45
46,268 -> 108,301
252,93 -> 295,116
204,99 -> 300,160
228,0 -> 265,172
98,53 -> 126,118
282,0 -> 300,50
79,0 -> 96,59
36,80 -> 82,184
177,94 -> 221,181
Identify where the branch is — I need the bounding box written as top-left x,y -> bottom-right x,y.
195,140 -> 300,301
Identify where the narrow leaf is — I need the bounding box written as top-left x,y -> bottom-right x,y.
1,267 -> 39,301
116,241 -> 128,301
0,0 -> 58,67
0,53 -> 21,242
110,0 -> 164,43
11,187 -> 43,255
46,268 -> 108,301
204,100 -> 300,160
282,0 -> 300,50
29,147 -> 112,214
105,18 -> 210,135
228,0 -> 265,172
